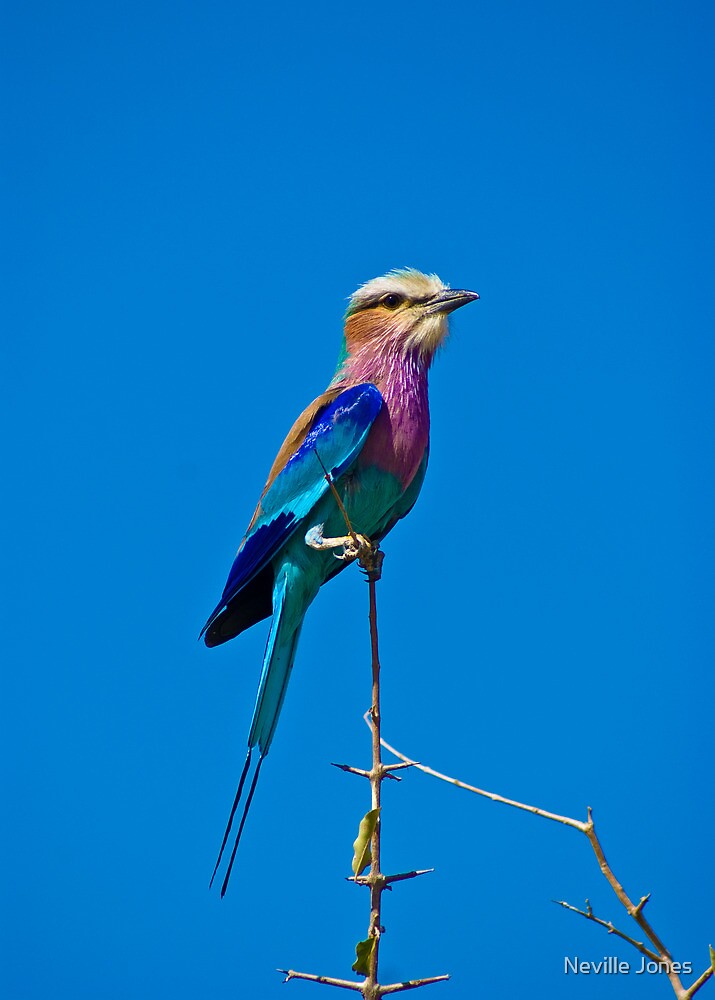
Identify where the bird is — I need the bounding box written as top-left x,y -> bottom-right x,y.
202,268 -> 479,894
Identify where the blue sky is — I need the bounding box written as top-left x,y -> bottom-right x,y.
3,1 -> 714,998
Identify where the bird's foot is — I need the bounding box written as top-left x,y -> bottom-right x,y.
359,542 -> 384,580
305,524 -> 375,563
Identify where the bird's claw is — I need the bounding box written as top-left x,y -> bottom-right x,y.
305,524 -> 374,563
336,532 -> 372,562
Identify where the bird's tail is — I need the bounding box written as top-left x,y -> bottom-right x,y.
210,566 -> 303,896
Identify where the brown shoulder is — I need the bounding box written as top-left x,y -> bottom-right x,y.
246,386 -> 344,531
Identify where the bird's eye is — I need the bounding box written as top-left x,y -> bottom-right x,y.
381,293 -> 404,309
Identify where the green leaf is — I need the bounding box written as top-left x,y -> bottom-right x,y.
710,944 -> 715,975
351,808 -> 380,876
352,936 -> 376,976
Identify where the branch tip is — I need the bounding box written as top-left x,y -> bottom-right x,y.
277,969 -> 365,991
634,893 -> 651,915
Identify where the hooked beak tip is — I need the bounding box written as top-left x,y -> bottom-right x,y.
429,288 -> 480,314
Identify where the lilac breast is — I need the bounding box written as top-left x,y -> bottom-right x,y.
350,350 -> 430,489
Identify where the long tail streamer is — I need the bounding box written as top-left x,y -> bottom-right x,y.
209,748 -> 265,896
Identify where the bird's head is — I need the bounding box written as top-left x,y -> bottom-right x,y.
342,268 -> 479,365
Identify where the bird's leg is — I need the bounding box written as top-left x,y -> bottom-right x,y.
359,541 -> 384,580
305,523 -> 373,562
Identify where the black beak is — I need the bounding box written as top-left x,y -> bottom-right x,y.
426,288 -> 480,314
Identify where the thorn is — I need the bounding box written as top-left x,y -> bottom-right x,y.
331,762 -> 370,778
384,868 -> 435,885
380,974 -> 450,993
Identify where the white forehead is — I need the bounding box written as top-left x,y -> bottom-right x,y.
349,268 -> 446,310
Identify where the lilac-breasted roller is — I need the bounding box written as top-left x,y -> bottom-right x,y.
202,268 -> 478,893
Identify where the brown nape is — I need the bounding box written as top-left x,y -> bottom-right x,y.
204,563 -> 274,646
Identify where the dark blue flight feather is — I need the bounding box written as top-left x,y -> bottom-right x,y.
201,383 -> 382,638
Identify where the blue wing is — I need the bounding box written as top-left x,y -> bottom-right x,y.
202,382 -> 383,643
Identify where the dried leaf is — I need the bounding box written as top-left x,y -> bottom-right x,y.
351,808 -> 380,875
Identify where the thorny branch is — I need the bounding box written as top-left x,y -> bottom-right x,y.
364,541 -> 385,1000
347,543 -> 447,998
378,736 -> 713,1000
285,473 -> 449,996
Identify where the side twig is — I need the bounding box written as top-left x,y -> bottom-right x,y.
552,899 -> 660,962
279,970 -> 364,992
378,736 -> 713,1000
